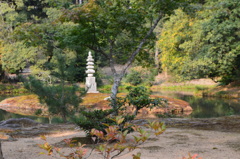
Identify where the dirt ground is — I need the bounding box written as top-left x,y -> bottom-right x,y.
1,116 -> 240,159
3,128 -> 240,159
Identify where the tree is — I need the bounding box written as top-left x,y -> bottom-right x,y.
157,9 -> 192,80
62,0 -> 187,111
0,2 -> 23,80
0,0 -> 85,122
24,48 -> 82,122
0,0 -> 88,82
158,0 -> 240,83
1,41 -> 36,74
197,0 -> 240,83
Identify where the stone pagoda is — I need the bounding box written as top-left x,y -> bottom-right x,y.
85,51 -> 99,93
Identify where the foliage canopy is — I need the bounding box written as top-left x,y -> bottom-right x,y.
158,0 -> 240,83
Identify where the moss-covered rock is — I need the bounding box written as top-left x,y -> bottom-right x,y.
0,95 -> 46,116
81,93 -> 192,118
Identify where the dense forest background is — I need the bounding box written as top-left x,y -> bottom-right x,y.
0,0 -> 239,85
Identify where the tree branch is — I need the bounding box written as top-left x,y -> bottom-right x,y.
85,45 -> 109,60
109,39 -> 117,75
121,11 -> 163,75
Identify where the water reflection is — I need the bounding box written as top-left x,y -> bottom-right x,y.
180,96 -> 240,118
153,91 -> 240,118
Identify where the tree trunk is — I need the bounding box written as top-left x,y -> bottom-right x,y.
105,11 -> 163,114
0,141 -> 4,159
2,71 -> 9,82
134,107 -> 138,116
108,12 -> 163,114
60,79 -> 67,123
110,75 -> 122,113
76,0 -> 83,4
48,116 -> 52,124
62,114 -> 67,123
155,46 -> 160,71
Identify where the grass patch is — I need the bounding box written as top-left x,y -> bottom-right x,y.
98,84 -> 128,93
151,85 -> 216,96
98,84 -> 151,93
151,84 -> 214,91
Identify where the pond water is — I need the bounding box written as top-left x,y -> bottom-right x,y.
153,91 -> 240,118
0,91 -> 240,122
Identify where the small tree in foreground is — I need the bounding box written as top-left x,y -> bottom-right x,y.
25,77 -> 81,123
38,116 -> 166,159
24,49 -> 82,123
74,86 -> 166,136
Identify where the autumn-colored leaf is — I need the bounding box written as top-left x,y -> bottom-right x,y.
132,152 -> 141,159
40,135 -> 47,141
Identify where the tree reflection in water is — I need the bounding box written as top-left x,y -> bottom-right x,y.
153,91 -> 240,118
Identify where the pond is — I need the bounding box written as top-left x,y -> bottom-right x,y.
1,91 -> 240,122
153,90 -> 240,118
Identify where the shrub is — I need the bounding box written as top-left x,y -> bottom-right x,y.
125,70 -> 142,86
125,86 -> 167,116
73,109 -> 135,137
38,135 -> 87,159
39,116 -> 166,159
124,66 -> 158,86
74,86 -> 166,136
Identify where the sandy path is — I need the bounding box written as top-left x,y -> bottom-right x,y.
2,128 -> 240,159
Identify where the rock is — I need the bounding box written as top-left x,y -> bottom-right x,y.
0,118 -> 40,133
0,133 -> 9,140
0,118 -> 39,128
183,106 -> 193,112
0,133 -> 10,140
2,124 -> 21,128
0,118 -> 41,138
0,132 -> 16,141
0,127 -> 15,133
